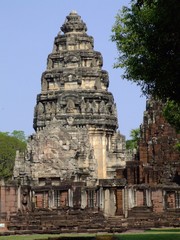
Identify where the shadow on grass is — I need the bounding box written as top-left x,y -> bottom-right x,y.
35,236 -> 117,240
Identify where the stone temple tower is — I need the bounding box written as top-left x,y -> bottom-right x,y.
9,11 -> 180,223
14,11 -> 126,187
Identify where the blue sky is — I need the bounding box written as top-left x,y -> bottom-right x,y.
0,0 -> 146,139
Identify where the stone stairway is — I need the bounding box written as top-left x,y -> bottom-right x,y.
106,216 -> 127,232
128,206 -> 154,219
127,206 -> 180,229
7,209 -> 127,234
127,206 -> 155,229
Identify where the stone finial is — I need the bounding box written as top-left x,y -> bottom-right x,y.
70,10 -> 77,14
61,11 -> 87,33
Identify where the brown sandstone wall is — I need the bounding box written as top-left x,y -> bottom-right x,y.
0,184 -> 18,220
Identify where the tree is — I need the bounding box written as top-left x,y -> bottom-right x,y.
111,0 -> 180,103
163,100 -> 180,134
11,130 -> 27,142
126,128 -> 140,150
163,100 -> 180,151
0,131 -> 27,180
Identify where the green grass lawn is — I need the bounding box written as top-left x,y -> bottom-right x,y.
0,231 -> 180,240
145,228 -> 180,232
117,233 -> 180,240
0,234 -> 95,240
0,234 -> 60,240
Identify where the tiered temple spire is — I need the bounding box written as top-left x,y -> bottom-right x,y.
33,11 -> 118,133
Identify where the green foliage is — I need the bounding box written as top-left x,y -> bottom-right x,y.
163,100 -> 180,133
163,100 -> 180,151
112,0 -> 180,104
126,128 -> 140,150
11,130 -> 27,142
0,131 -> 27,180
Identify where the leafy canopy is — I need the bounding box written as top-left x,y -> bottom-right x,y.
0,131 -> 27,180
112,0 -> 180,103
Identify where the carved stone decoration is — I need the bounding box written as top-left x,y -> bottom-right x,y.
111,104 -> 117,116
37,102 -> 44,115
51,102 -> 56,114
56,99 -> 62,113
80,99 -> 86,113
67,116 -> 74,125
14,121 -> 98,182
66,99 -> 76,113
68,74 -> 73,81
42,78 -> 48,91
91,58 -> 97,67
99,100 -> 106,114
45,102 -> 51,114
64,55 -> 79,67
86,101 -> 92,113
47,58 -> 53,70
94,78 -> 101,90
92,100 -> 98,114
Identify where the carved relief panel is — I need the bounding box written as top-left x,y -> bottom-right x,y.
64,54 -> 80,68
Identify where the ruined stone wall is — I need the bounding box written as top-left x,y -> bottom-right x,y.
123,98 -> 180,221
139,98 -> 180,185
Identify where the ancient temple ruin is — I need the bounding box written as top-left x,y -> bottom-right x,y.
13,11 -> 127,216
0,11 -> 180,233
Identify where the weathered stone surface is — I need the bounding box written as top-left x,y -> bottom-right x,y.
14,11 -> 126,186
33,11 -> 117,132
27,122 -> 97,183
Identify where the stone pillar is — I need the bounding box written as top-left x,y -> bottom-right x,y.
51,190 -> 55,208
104,189 -> 116,217
102,133 -> 107,179
124,187 -> 129,218
81,189 -> 87,209
0,180 -> 5,217
128,187 -> 136,209
143,189 -> 147,206
99,187 -> 104,210
89,130 -> 107,179
31,191 -> 36,211
146,189 -> 152,207
48,189 -> 53,208
68,189 -> 73,207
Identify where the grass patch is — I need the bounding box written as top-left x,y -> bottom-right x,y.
145,228 -> 180,232
0,232 -> 180,240
0,234 -> 96,240
0,234 -> 61,240
117,233 -> 180,240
